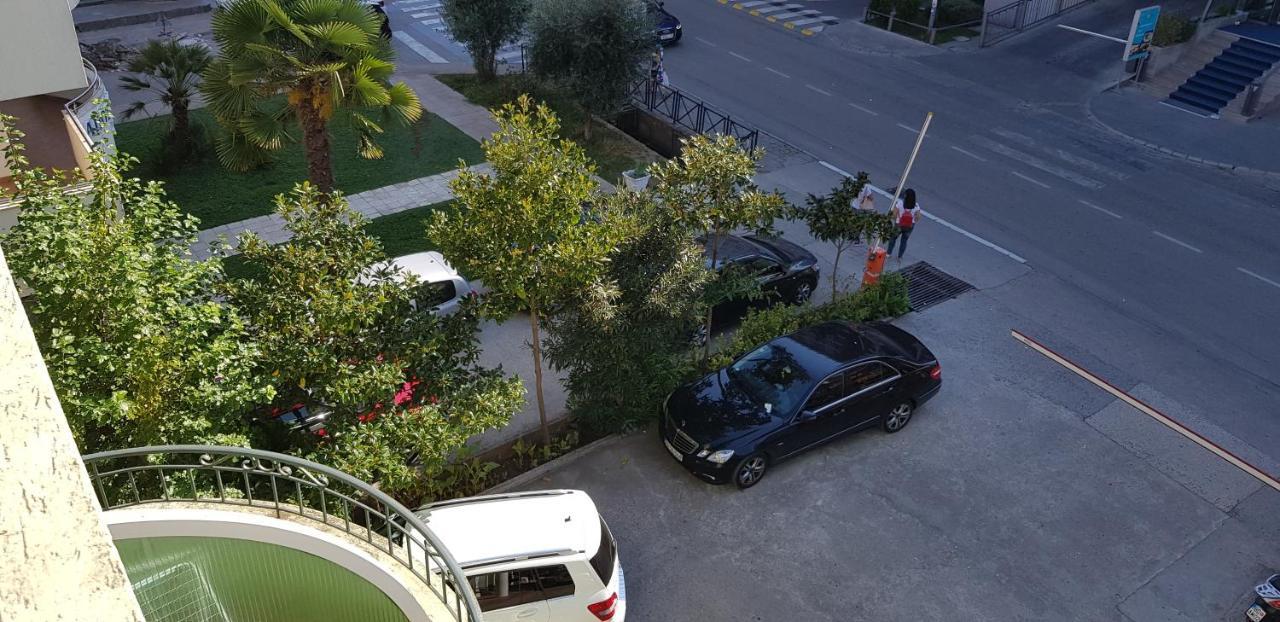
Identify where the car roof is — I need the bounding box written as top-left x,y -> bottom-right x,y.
773,321 -> 926,375
388,251 -> 458,283
416,490 -> 602,569
700,234 -> 775,265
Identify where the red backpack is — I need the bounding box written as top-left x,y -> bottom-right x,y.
898,208 -> 915,228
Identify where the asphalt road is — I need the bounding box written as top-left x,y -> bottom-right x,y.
654,0 -> 1280,459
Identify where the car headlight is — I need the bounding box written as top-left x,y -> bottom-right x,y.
789,260 -> 815,272
676,24 -> 682,29
704,449 -> 735,464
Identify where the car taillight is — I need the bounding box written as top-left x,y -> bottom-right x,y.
1266,597 -> 1280,609
929,364 -> 941,380
587,593 -> 618,621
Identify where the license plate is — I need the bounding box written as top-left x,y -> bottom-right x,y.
663,439 -> 682,462
1248,605 -> 1266,622
660,33 -> 674,40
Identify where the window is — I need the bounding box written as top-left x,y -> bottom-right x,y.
805,375 -> 844,412
742,256 -> 782,277
468,569 -> 543,612
413,280 -> 457,309
843,362 -> 895,394
534,565 -> 576,599
726,344 -> 817,415
589,517 -> 617,585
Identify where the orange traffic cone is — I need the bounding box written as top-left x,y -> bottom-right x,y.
861,246 -> 887,287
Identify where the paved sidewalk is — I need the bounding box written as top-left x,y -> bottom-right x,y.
191,164 -> 488,258
1088,88 -> 1280,176
74,0 -> 211,32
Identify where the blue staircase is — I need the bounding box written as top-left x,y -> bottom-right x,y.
1165,37 -> 1280,117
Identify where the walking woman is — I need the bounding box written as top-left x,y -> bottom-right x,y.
886,188 -> 921,260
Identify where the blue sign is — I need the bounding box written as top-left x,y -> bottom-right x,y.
1124,6 -> 1161,62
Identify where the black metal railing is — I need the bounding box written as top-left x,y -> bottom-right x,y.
83,445 -> 482,622
629,79 -> 760,151
980,0 -> 1093,46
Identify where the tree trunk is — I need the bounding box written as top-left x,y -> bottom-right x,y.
583,114 -> 593,142
528,303 -> 552,446
475,45 -> 496,81
832,244 -> 843,301
298,95 -> 336,193
702,228 -> 722,360
171,104 -> 192,160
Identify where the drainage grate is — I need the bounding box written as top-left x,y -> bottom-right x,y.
895,261 -> 975,311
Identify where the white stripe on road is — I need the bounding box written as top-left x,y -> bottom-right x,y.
806,84 -> 832,96
1152,231 -> 1203,254
695,36 -> 718,46
1238,267 -> 1280,290
1077,199 -> 1122,219
817,160 -> 1028,264
970,135 -> 1104,190
788,16 -> 827,26
753,4 -> 802,14
729,51 -> 753,62
847,102 -> 878,116
392,31 -> 447,63
897,123 -> 924,134
419,18 -> 442,25
991,128 -> 1129,181
765,67 -> 791,78
1011,171 -> 1051,189
949,145 -> 987,162
768,10 -> 809,21
410,11 -> 437,18
736,0 -> 769,7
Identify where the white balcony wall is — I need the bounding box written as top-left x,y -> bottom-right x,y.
0,0 -> 88,102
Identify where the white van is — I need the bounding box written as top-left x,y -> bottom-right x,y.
416,490 -> 625,622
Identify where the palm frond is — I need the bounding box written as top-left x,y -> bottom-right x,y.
303,21 -> 370,49
260,0 -> 313,46
349,73 -> 389,107
238,110 -> 292,151
118,75 -> 153,92
211,0 -> 273,50
294,0 -> 343,24
214,127 -> 275,171
384,82 -> 424,126
120,101 -> 150,120
355,131 -> 385,160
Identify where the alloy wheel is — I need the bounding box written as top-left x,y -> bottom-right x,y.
794,283 -> 813,304
737,456 -> 767,487
884,402 -> 912,433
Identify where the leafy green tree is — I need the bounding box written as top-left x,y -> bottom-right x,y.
651,134 -> 789,357
225,184 -> 523,503
201,0 -> 422,191
527,0 -> 651,139
441,0 -> 531,81
428,97 -> 619,445
795,173 -> 896,300
543,188 -> 710,431
119,39 -> 213,163
0,116 -> 271,452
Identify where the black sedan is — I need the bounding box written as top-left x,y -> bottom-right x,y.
660,321 -> 941,488
649,1 -> 683,44
704,233 -> 819,324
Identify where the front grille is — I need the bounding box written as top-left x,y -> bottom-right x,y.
672,428 -> 698,454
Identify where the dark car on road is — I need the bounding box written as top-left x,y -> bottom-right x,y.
1247,574 -> 1280,621
649,1 -> 682,44
660,321 -> 941,488
704,233 -> 819,325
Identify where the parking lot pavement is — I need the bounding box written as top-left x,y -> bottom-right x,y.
509,288 -> 1280,621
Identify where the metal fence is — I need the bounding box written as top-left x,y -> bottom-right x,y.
980,0 -> 1093,46
628,78 -> 760,151
863,8 -> 982,44
83,445 -> 483,622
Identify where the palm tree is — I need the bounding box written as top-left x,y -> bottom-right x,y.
200,0 -> 423,192
119,39 -> 213,159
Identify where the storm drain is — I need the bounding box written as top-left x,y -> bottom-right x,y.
895,262 -> 975,312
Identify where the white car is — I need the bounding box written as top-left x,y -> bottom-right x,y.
416,490 -> 625,622
387,251 -> 472,316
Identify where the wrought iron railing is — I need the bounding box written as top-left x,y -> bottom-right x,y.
980,0 -> 1092,46
628,79 -> 761,151
82,445 -> 482,622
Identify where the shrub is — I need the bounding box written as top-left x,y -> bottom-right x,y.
1153,13 -> 1195,47
868,0 -> 924,23
937,0 -> 982,26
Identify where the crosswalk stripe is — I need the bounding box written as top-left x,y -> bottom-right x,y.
410,11 -> 438,18
800,24 -> 826,35
751,4 -> 800,15
392,31 -> 447,63
768,10 -> 808,21
787,16 -> 827,26
396,0 -> 440,7
969,135 -> 1104,190
419,18 -> 442,25
736,0 -> 768,6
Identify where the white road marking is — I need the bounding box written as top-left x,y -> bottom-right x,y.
1152,231 -> 1203,254
393,31 -> 447,63
729,51 -> 753,62
1011,171 -> 1051,189
788,16 -> 827,26
410,12 -> 437,18
950,145 -> 987,162
818,160 -> 1028,264
695,36 -> 718,46
1012,329 -> 1280,494
1077,199 -> 1122,219
765,67 -> 791,78
897,123 -> 928,135
806,84 -> 832,96
847,102 -> 878,115
738,0 -> 769,6
769,10 -> 809,20
970,135 -> 1104,190
419,18 -> 442,25
753,3 -> 802,14
1237,267 -> 1280,290
991,128 -> 1129,181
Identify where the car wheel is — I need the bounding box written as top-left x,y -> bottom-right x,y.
882,401 -> 913,433
792,281 -> 814,305
733,453 -> 768,489
690,323 -> 709,347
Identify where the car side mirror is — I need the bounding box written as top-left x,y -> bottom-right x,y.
797,410 -> 817,423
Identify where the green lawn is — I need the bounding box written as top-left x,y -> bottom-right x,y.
117,109 -> 484,229
436,74 -> 658,184
221,201 -> 452,281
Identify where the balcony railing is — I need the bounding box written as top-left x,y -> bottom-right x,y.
82,445 -> 482,622
63,58 -> 113,150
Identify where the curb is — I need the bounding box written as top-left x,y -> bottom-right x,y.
715,0 -> 831,37
481,433 -> 631,494
1084,97 -> 1280,181
75,3 -> 212,32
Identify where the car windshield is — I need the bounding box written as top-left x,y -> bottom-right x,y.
725,343 -> 815,415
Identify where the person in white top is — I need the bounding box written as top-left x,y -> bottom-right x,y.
854,187 -> 876,244
886,188 -> 921,260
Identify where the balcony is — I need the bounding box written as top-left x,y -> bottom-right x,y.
83,445 -> 482,622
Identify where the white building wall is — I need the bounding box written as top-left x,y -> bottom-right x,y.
0,0 -> 88,102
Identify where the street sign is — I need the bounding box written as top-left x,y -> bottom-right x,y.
1123,6 -> 1161,62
